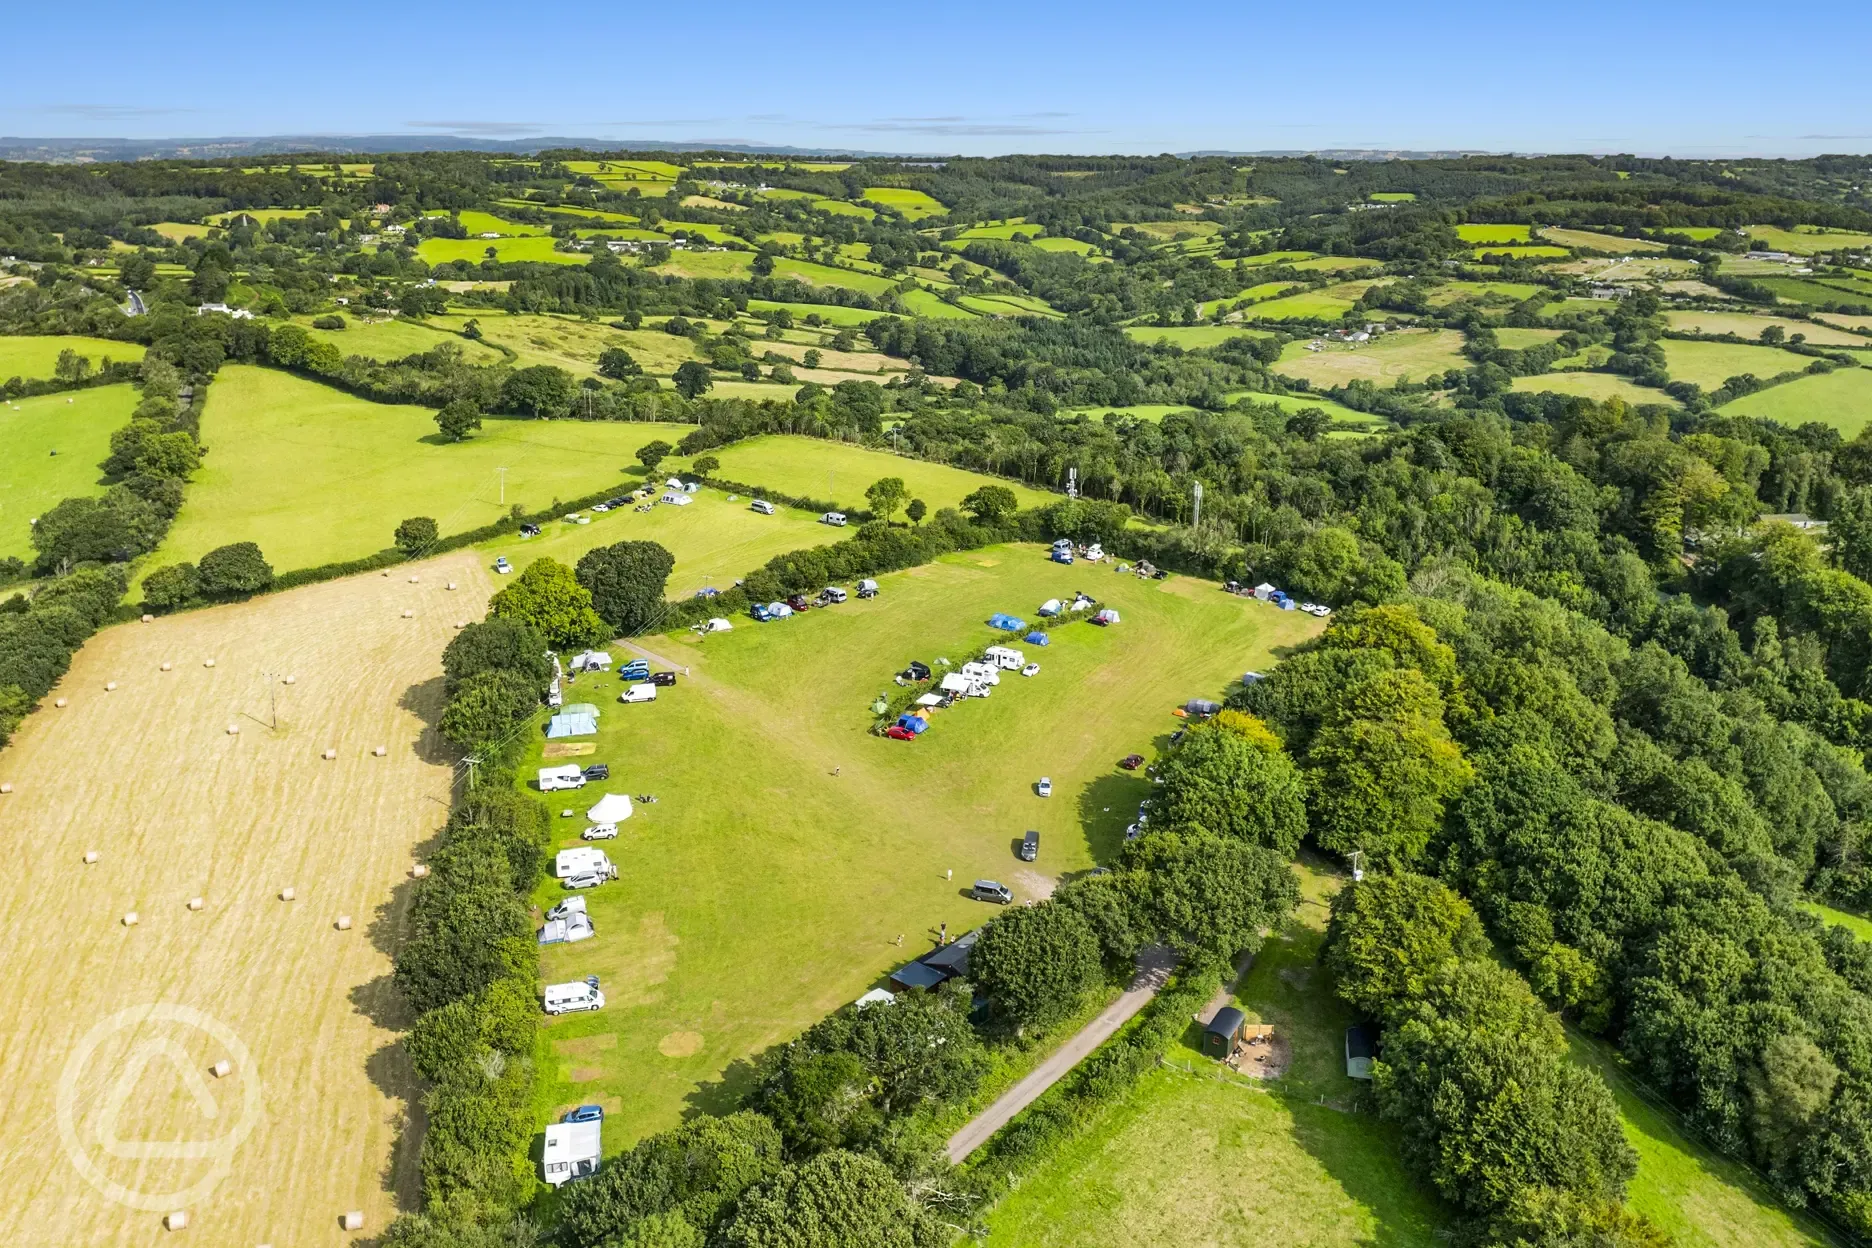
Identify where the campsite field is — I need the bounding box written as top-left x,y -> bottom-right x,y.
0,548 -> 493,1247
690,435 -> 1058,514
1661,339 -> 1812,389
0,333 -> 144,379
145,365 -> 697,577
1511,371 -> 1678,406
526,546 -> 1327,1144
1274,329 -> 1468,387
0,384 -> 139,561
1720,367 -> 1872,437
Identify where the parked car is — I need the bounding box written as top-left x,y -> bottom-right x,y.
562,869 -> 611,890
1019,830 -> 1039,861
750,499 -> 776,515
786,594 -> 812,613
592,503 -> 610,513
564,1105 -> 605,1124
885,725 -> 918,741
494,557 -> 512,574
904,660 -> 932,681
582,763 -> 610,781
650,671 -> 677,687
1119,753 -> 1146,770
519,524 -> 541,538
820,586 -> 848,604
1021,663 -> 1040,677
545,896 -> 586,922
581,823 -> 618,841
1037,777 -> 1052,798
822,512 -> 847,527
971,880 -> 1014,904
1307,604 -> 1332,617
619,659 -> 651,681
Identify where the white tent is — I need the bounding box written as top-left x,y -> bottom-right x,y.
939,672 -> 973,694
854,987 -> 896,1009
702,617 -> 732,633
586,793 -> 634,824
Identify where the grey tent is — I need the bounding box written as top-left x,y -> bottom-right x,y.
546,712 -> 598,738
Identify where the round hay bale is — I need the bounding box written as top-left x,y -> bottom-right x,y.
123,912 -> 139,927
84,851 -> 99,864
401,609 -> 414,619
283,674 -> 296,685
54,698 -> 68,708
322,748 -> 337,761
408,575 -> 420,584
342,1210 -> 364,1232
336,915 -> 353,931
203,658 -> 216,668
2,783 -> 14,794
211,1058 -> 231,1078
226,723 -> 240,735
105,681 -> 117,691
163,1210 -> 187,1231
280,887 -> 296,902
187,897 -> 203,911
410,863 -> 430,879
160,661 -> 173,671
372,745 -> 387,757
141,613 -> 154,624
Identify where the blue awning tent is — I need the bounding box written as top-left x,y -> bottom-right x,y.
988,613 -> 1027,631
1024,631 -> 1049,646
895,714 -> 930,734
546,712 -> 599,738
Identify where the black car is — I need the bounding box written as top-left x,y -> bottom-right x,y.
905,661 -> 932,681
582,763 -> 610,781
519,523 -> 542,537
650,671 -> 677,687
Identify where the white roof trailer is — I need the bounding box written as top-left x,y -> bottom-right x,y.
543,1119 -> 602,1185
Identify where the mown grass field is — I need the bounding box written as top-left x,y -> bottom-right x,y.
416,236 -> 585,266
146,365 -> 697,576
691,435 -> 1057,513
527,547 -> 1326,1142
0,384 -> 137,560
426,312 -> 711,376
1471,245 -> 1570,261
1721,367 -> 1872,437
747,300 -> 880,327
1495,327 -> 1566,349
1455,223 -> 1532,244
1819,313 -> 1872,333
981,860 -> 1450,1246
1429,281 -> 1542,306
1057,391 -> 1378,428
1662,339 -> 1813,389
295,315 -> 507,365
1743,226 -> 1872,256
1275,328 -> 1468,387
1511,372 -> 1677,405
451,210 -> 548,236
1666,311 -> 1871,348
1541,227 -> 1667,252
1242,289 -> 1363,321
0,333 -> 144,379
862,187 -> 946,219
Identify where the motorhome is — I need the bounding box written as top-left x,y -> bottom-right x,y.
543,980 -> 605,1015
983,645 -> 1025,671
537,765 -> 588,792
554,847 -> 613,879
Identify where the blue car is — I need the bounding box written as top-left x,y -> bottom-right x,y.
564,1104 -> 604,1123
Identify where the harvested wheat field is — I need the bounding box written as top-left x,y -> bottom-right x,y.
0,550 -> 491,1246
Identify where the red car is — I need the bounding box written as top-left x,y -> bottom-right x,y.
1119,753 -> 1146,770
786,594 -> 813,612
885,725 -> 918,741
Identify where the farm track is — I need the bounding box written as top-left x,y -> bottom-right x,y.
0,551 -> 491,1246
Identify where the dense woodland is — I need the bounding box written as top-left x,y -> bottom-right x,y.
10,148 -> 1872,1246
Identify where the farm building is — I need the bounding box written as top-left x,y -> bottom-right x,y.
888,929 -> 979,992
1345,1024 -> 1378,1079
542,1119 -> 602,1185
888,960 -> 947,992
1203,1006 -> 1246,1060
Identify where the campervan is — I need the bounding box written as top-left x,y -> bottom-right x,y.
822,512 -> 847,527
554,847 -> 613,879
983,645 -> 1024,671
618,683 -> 658,704
543,980 -> 605,1015
750,499 -> 776,515
537,765 -> 588,792
959,661 -> 1001,686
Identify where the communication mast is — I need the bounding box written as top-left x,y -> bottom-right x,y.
1066,467 -> 1078,499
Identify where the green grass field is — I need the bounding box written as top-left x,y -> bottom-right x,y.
958,293 -> 1062,319
1291,256 -> 1384,273
1819,314 -> 1872,332
1471,245 -> 1570,260
527,547 -> 1326,1143
1743,226 -> 1872,256
1275,329 -> 1468,388
452,210 -> 548,237
897,289 -> 978,319
1540,228 -> 1667,253
1511,372 -> 1678,405
1720,367 -> 1872,437
1494,327 -> 1567,349
417,236 -> 586,266
1122,325 -> 1276,349
0,384 -> 137,561
1759,277 -> 1872,306
1428,281 -> 1543,306
688,436 -> 1056,514
1058,391 -> 1378,428
747,300 -> 882,327
295,316 -> 507,365
862,187 -> 946,219
1370,192 -> 1417,202
144,365 -> 698,576
0,334 -> 144,380
1456,223 -> 1533,244
1800,900 -> 1872,943
1030,237 -> 1098,255
1663,339 -> 1813,389
1242,290 -> 1361,321
1666,311 -> 1871,348
981,860 -> 1450,1246
425,312 -> 709,376
1538,298 -> 1620,318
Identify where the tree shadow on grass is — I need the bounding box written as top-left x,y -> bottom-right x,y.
398,675 -> 455,767
1075,771 -> 1153,865
680,1051 -> 771,1121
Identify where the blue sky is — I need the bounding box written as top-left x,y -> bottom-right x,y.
6,0 -> 1871,158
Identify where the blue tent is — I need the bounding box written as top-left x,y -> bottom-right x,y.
988,613 -> 1027,631
545,712 -> 598,739
1024,631 -> 1050,646
895,714 -> 930,734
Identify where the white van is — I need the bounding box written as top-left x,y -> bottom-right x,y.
538,765 -> 587,792
821,586 -> 848,604
984,645 -> 1025,671
543,980 -> 605,1015
618,683 -> 658,704
554,847 -> 612,879
822,512 -> 847,527
751,499 -> 776,515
